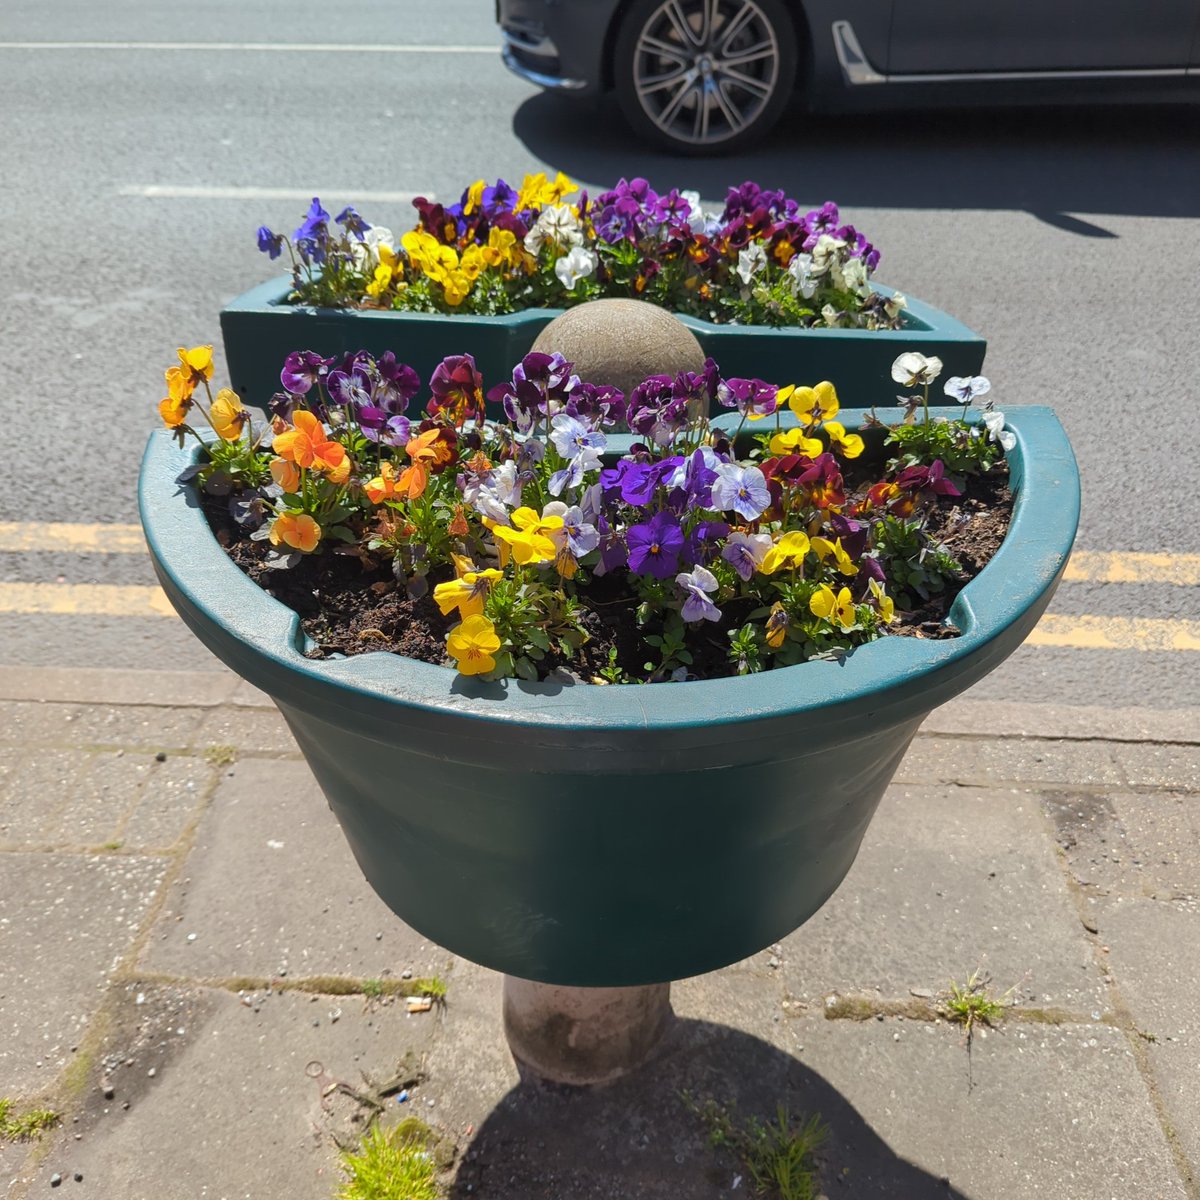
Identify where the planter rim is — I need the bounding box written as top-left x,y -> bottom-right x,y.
222,276 -> 978,343
140,406 -> 1079,739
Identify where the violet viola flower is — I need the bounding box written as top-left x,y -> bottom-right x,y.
374,352 -> 421,414
335,206 -> 370,240
828,512 -> 869,560
379,415 -> 412,448
566,382 -> 627,430
676,566 -> 721,623
686,520 -> 729,567
280,350 -> 326,396
293,197 -> 331,263
326,366 -> 373,411
256,226 -> 284,259
600,457 -> 680,508
626,511 -> 684,580
711,463 -> 771,520
896,459 -> 960,497
804,202 -> 840,241
549,505 -> 600,558
594,518 -> 627,576
722,531 -> 772,581
716,377 -> 778,419
668,447 -> 720,510
482,180 -> 518,219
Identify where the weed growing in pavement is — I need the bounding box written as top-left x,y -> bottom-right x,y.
943,970 -> 1013,1037
202,744 -> 238,766
361,978 -> 385,999
337,1118 -> 440,1200
410,977 -> 448,1001
684,1094 -> 827,1200
0,1099 -> 59,1142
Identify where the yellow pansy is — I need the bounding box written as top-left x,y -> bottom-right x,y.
759,531 -> 811,575
365,262 -> 393,298
158,394 -> 190,428
447,614 -> 502,676
268,512 -> 321,553
764,602 -> 790,649
210,388 -> 247,441
432,569 -> 503,618
810,536 -> 857,577
269,457 -> 301,492
442,269 -> 472,307
822,420 -> 864,459
482,226 -> 520,269
788,381 -> 839,424
769,428 -> 824,458
462,179 -> 485,216
869,579 -> 895,623
810,584 -> 857,629
515,171 -> 575,213
460,244 -> 486,282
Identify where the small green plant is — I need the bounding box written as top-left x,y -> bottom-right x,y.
728,623 -> 765,675
685,1095 -> 826,1200
871,515 -> 961,606
338,1119 -> 439,1200
101,840 -> 123,851
593,645 -> 631,685
943,970 -> 1011,1036
0,1098 -> 60,1142
361,978 -> 385,999
203,744 -> 238,766
409,976 -> 448,1001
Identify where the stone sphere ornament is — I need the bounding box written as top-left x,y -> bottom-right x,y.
531,298 -> 706,393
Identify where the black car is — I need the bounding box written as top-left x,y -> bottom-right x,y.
499,0 -> 1200,153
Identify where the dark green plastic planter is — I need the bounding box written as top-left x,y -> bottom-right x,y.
139,407 -> 1077,988
220,277 -> 985,410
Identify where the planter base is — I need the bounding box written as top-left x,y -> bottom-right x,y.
502,977 -> 674,1086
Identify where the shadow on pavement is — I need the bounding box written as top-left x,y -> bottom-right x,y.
449,1018 -> 969,1198
512,92 -> 1200,228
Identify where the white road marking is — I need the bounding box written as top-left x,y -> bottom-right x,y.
0,41 -> 497,53
120,186 -> 429,203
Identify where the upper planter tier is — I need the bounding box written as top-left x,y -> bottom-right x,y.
221,276 -> 986,412
140,407 -> 1076,988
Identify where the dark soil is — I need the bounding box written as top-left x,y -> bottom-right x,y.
205,469 -> 1011,682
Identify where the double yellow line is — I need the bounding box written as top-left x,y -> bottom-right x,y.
1,523 -> 1198,652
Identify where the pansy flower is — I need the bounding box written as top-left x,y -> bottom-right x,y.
268,512 -> 321,553
447,614 -> 502,676
626,511 -> 684,579
810,584 -> 858,630
676,566 -> 721,623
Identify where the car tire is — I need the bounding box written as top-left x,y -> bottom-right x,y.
613,0 -> 797,155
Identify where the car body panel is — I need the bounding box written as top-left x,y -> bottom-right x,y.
497,0 -> 1200,133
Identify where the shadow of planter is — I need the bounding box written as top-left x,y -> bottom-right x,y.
220,276 -> 984,410
448,1019 -> 970,1198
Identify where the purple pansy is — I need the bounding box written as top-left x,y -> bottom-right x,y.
676,566 -> 721,623
626,511 -> 684,579
711,463 -> 770,520
280,350 -> 326,396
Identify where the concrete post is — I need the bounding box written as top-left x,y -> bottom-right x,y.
502,976 -> 675,1086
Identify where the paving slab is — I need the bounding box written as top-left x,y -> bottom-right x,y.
193,705 -> 299,756
1112,743 -> 1200,791
16,982 -> 442,1200
775,784 -> 1106,1011
139,757 -> 449,982
0,749 -> 90,845
897,735 -> 1126,789
0,853 -> 167,1095
0,701 -> 208,753
1096,900 -> 1200,1180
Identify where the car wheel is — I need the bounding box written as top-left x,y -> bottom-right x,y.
613,0 -> 797,155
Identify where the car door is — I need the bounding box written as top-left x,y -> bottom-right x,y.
887,0 -> 1200,73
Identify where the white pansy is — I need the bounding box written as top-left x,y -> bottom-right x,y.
524,204 -> 583,254
554,245 -> 598,290
352,225 -> 396,269
943,375 -> 992,405
891,351 -> 944,387
883,292 -> 907,321
832,255 -> 868,295
786,252 -> 816,299
808,233 -> 846,276
981,410 -> 1016,451
680,189 -> 720,235
821,303 -> 840,327
736,243 -> 768,286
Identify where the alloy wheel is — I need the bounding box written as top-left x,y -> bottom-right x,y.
630,0 -> 783,148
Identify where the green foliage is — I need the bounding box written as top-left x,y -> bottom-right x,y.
642,612 -> 693,681
486,577 -> 589,682
886,418 -> 1003,476
728,623 -> 765,675
870,516 -> 961,605
595,645 -> 632,685
685,1094 -> 827,1200
337,1121 -> 439,1200
0,1098 -> 59,1141
409,976 -> 448,1000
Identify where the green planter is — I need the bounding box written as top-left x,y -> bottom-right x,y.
139,407 -> 1076,988
220,277 -> 986,410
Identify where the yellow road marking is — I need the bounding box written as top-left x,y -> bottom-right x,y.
0,583 -> 177,619
0,522 -> 145,554
1,582 -> 1199,653
3,525 -> 1198,589
1027,615 -> 1200,652
1065,551 -> 1200,587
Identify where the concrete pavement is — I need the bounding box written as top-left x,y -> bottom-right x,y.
1,665 -> 1197,1198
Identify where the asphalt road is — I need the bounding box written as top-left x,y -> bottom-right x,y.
1,0 -> 1197,707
